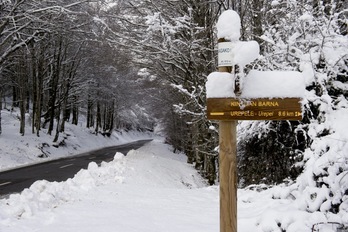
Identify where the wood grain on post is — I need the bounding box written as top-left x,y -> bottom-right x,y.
219,120 -> 237,232
218,38 -> 237,232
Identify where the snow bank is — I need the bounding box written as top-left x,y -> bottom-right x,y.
0,152 -> 126,220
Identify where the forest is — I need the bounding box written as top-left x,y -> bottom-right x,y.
0,0 -> 347,213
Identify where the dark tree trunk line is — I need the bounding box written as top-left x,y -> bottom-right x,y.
72,95 -> 79,125
47,39 -> 63,135
0,87 -> 2,135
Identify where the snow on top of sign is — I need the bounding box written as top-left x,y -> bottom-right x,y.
206,70 -> 305,99
233,41 -> 260,67
217,10 -> 241,41
218,41 -> 260,67
216,10 -> 260,67
206,72 -> 235,98
210,11 -> 304,99
241,70 -> 305,98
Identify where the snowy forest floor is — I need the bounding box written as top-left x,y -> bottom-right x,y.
0,108 -> 347,232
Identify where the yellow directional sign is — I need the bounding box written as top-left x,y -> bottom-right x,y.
207,98 -> 302,121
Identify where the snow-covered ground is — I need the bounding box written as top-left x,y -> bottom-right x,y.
0,139 -> 218,232
0,108 -> 153,172
0,137 -> 346,232
1,103 -> 347,231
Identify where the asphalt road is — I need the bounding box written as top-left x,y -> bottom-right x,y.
0,139 -> 152,197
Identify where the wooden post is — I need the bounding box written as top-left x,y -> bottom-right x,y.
211,11 -> 302,232
219,120 -> 237,232
218,39 -> 237,232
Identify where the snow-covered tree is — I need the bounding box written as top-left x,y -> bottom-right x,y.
237,0 -> 348,216
0,0 -> 95,136
94,0 -> 221,183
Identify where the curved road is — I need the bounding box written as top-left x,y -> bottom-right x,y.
0,139 -> 152,197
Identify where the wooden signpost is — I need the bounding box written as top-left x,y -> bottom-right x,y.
210,69 -> 303,232
209,10 -> 303,232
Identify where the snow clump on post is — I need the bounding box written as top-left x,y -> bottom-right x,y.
216,10 -> 241,41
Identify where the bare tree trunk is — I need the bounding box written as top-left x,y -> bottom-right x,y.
35,66 -> 43,137
87,94 -> 93,128
60,46 -> 81,131
108,101 -> 115,132
0,87 -> 2,135
193,123 -> 204,171
95,100 -> 101,134
60,98 -> 67,133
60,76 -> 71,132
102,103 -> 107,131
252,0 -> 264,52
72,95 -> 78,125
31,44 -> 37,135
31,43 -> 45,137
12,86 -> 19,108
53,104 -> 61,143
19,90 -> 26,136
19,56 -> 27,136
48,39 -> 63,135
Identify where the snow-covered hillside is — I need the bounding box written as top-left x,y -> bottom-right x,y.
0,108 -> 153,171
